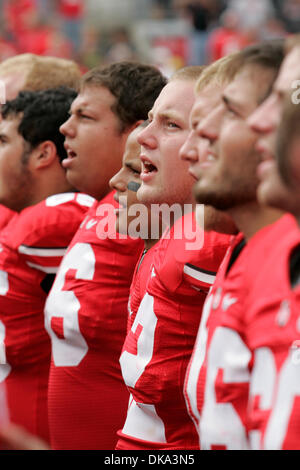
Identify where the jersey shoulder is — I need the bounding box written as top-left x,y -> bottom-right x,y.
152,212 -> 234,293
8,192 -> 95,250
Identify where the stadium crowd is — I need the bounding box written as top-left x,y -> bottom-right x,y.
0,1 -> 299,454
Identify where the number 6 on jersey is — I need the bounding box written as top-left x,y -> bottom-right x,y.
45,243 -> 95,366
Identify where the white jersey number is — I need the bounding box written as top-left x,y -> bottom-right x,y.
184,292 -> 213,430
0,271 -> 12,381
120,293 -> 168,443
200,327 -> 251,450
120,292 -> 157,387
250,346 -> 300,450
45,243 -> 95,366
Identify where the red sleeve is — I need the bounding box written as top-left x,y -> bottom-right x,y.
152,212 -> 234,294
11,193 -> 95,273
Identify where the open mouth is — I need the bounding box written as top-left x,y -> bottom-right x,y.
62,144 -> 78,169
201,150 -> 216,165
66,149 -> 77,159
140,156 -> 158,182
142,160 -> 158,174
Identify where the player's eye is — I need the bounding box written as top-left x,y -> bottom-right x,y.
166,121 -> 180,130
126,165 -> 140,175
130,167 -> 140,175
79,113 -> 93,120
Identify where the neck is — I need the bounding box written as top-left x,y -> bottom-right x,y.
26,173 -> 73,209
169,199 -> 197,229
228,202 -> 284,241
144,238 -> 159,251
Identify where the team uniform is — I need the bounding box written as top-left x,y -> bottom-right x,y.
117,211 -> 233,450
246,225 -> 300,450
127,246 -> 157,334
184,214 -> 297,450
0,192 -> 94,442
45,191 -> 145,450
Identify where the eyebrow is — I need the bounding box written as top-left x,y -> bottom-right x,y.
148,109 -> 182,122
70,100 -> 92,113
71,106 -> 85,114
222,93 -> 249,116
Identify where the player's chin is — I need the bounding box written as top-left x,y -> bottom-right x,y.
257,180 -> 276,207
137,184 -> 157,206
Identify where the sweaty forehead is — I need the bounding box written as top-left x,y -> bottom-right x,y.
151,79 -> 196,114
72,85 -> 115,111
0,114 -> 21,134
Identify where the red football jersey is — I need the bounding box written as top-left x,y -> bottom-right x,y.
246,226 -> 300,450
0,192 -> 94,442
45,191 -> 144,450
117,211 -> 233,450
184,214 -> 297,450
127,246 -> 157,334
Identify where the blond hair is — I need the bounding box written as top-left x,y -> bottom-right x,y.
285,33 -> 300,55
169,65 -> 206,83
0,53 -> 81,91
195,52 -> 241,94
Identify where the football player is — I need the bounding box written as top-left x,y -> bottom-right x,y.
183,40 -> 292,449
44,62 -> 167,450
0,87 -> 94,444
109,123 -> 161,335
241,35 -> 300,450
0,53 -> 82,231
116,64 -> 236,450
0,53 -> 81,101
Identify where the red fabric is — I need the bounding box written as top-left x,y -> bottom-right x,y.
0,192 -> 93,442
59,0 -> 83,18
46,191 -> 144,450
184,214 -> 299,450
117,212 -> 233,450
207,28 -> 250,62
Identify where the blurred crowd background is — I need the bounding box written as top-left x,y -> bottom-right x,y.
0,0 -> 299,76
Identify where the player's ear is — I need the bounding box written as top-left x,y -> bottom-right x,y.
31,141 -> 57,170
131,120 -> 144,131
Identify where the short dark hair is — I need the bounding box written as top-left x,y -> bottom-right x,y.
1,86 -> 77,161
81,61 -> 167,131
